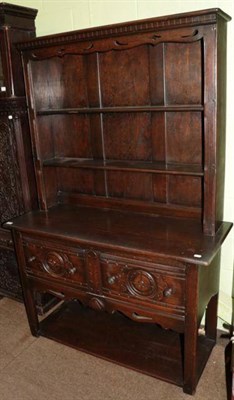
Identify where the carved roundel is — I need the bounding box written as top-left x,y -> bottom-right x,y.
127,269 -> 156,297
43,251 -> 72,277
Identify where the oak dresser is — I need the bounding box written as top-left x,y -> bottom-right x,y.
4,8 -> 232,394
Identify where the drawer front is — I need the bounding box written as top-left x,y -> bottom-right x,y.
22,238 -> 185,319
100,255 -> 185,311
23,240 -> 87,288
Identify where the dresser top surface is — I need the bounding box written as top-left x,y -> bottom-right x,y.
5,205 -> 232,266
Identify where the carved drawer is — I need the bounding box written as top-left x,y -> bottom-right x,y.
22,238 -> 185,321
100,255 -> 185,314
23,240 -> 87,288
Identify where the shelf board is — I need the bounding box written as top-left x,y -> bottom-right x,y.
39,300 -> 215,389
37,104 -> 204,115
40,300 -> 183,385
43,157 -> 204,176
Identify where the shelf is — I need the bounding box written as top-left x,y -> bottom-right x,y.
43,157 -> 204,176
37,105 -> 204,115
39,300 -> 215,388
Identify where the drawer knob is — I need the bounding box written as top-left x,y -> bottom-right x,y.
108,276 -> 116,285
28,256 -> 36,263
69,267 -> 76,275
163,287 -> 173,297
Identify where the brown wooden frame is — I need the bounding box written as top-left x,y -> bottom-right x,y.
4,8 -> 232,395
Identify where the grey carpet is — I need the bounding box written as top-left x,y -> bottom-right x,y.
0,298 -> 228,400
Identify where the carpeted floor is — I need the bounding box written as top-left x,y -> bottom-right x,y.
0,298 -> 229,400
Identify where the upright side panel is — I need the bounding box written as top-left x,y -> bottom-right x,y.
215,17 -> 228,230
203,25 -> 217,235
202,20 -> 228,235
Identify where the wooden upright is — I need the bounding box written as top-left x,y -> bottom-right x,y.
0,3 -> 37,300
4,8 -> 232,394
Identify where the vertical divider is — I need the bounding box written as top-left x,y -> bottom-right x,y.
23,56 -> 48,211
148,45 -> 154,202
164,112 -> 169,206
202,26 -> 217,235
85,53 -> 106,197
150,43 -> 167,204
96,52 -> 108,197
163,43 -> 169,206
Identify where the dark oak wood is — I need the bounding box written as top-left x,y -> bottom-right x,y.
6,204 -> 232,266
0,3 -> 58,313
3,8 -> 232,395
43,158 -> 204,176
0,3 -> 37,301
36,105 -> 204,114
39,300 -> 216,389
18,9 -> 229,232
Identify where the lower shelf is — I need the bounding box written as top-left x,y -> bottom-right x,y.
39,300 -> 216,390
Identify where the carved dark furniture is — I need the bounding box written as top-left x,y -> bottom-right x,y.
0,3 -> 57,313
5,9 -> 232,394
0,3 -> 38,300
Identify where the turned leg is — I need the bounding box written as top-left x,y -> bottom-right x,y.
205,293 -> 218,341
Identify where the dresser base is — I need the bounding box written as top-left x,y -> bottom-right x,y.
39,299 -> 215,393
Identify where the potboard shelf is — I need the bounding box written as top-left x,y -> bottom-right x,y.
40,300 -> 215,389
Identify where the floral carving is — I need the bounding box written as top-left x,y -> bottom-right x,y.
102,258 -> 172,301
0,249 -> 23,299
43,251 -> 75,277
26,245 -> 77,278
0,230 -> 13,249
127,269 -> 156,297
0,119 -> 24,224
0,98 -> 27,116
